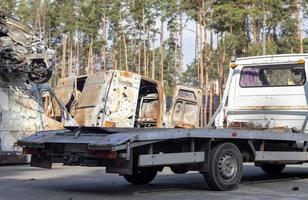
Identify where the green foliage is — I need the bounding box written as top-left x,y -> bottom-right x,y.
4,0 -> 308,91
0,0 -> 15,16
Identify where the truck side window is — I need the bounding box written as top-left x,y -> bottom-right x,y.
240,64 -> 306,87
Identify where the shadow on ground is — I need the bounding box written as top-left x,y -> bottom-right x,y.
1,164 -> 308,196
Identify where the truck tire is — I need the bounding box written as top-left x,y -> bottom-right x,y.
260,164 -> 286,174
204,143 -> 243,191
123,168 -> 157,185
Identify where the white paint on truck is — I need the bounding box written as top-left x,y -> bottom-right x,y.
215,54 -> 308,131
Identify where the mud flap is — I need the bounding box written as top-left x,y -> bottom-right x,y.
31,154 -> 52,169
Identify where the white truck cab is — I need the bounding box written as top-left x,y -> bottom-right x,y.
216,54 -> 308,132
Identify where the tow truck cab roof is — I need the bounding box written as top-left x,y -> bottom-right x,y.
234,54 -> 308,66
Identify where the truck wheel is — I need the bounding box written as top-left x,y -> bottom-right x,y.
204,143 -> 243,191
123,168 -> 157,185
260,164 -> 286,174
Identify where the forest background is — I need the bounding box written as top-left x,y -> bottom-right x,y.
1,0 -> 308,118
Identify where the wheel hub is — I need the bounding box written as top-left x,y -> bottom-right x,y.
218,154 -> 237,180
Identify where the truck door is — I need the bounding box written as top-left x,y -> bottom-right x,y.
170,85 -> 202,128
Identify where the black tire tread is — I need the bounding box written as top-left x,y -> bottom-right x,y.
205,143 -> 243,191
123,168 -> 157,185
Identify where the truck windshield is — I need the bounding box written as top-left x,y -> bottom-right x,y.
240,64 -> 306,87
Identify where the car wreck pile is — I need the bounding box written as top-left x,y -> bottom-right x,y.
0,13 -> 61,164
0,12 -> 54,83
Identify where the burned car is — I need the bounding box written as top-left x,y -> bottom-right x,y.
0,13 -> 76,164
66,70 -> 202,128
0,12 -> 53,83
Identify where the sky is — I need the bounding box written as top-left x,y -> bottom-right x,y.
180,18 -> 308,70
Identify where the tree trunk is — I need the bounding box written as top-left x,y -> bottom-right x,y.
102,11 -> 107,71
138,46 -> 141,74
199,4 -> 204,89
87,36 -> 93,74
174,32 -> 178,81
132,35 -> 136,72
196,22 -> 199,81
123,34 -> 128,71
35,5 -> 41,34
42,2 -> 46,37
160,19 -> 164,83
48,17 -> 51,46
61,35 -> 67,78
142,5 -> 147,77
112,48 -> 118,70
179,12 -> 183,83
252,16 -> 257,43
152,36 -> 155,80
219,32 -> 225,102
120,12 -> 129,71
199,0 -> 205,126
112,48 -> 116,70
68,37 -> 73,77
76,41 -> 80,77
209,29 -> 214,120
52,47 -> 58,87
296,0 -> 303,53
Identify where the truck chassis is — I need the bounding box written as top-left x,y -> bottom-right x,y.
18,126 -> 308,190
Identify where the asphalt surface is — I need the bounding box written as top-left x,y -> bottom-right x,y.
1,163 -> 308,200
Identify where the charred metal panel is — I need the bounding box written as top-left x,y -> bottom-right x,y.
75,72 -> 111,126
55,77 -> 75,109
0,14 -> 71,164
170,85 -> 203,128
136,78 -> 165,128
0,14 -> 54,84
100,71 -> 141,127
0,74 -> 44,153
75,71 -> 141,127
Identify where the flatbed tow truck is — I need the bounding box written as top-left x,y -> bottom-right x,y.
18,54 -> 308,191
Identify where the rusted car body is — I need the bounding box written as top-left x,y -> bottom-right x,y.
169,85 -> 202,128
0,76 -> 76,164
0,13 -> 54,84
0,13 -> 76,164
63,70 -> 202,129
53,75 -> 88,118
74,70 -> 165,128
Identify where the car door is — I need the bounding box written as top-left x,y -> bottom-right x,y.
169,85 -> 202,128
54,76 -> 75,117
